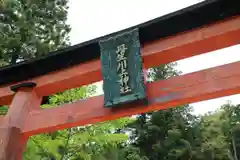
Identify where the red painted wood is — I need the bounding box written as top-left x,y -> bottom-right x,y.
23,61 -> 240,136
142,16 -> 240,67
0,128 -> 28,160
1,17 -> 240,105
0,116 -> 4,126
0,89 -> 42,160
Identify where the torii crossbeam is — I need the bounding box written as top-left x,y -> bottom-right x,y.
0,0 -> 240,159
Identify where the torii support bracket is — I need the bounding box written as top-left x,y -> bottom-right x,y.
0,0 -> 240,158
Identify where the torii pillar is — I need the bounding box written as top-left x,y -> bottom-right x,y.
0,83 -> 42,160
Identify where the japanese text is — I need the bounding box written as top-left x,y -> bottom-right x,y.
116,44 -> 131,94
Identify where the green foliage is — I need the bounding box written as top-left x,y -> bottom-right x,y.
0,1 -> 135,159
126,63 -> 197,160
23,84 -> 135,160
2,1 -> 239,160
130,105 -> 199,160
195,111 -> 230,159
128,99 -> 240,160
126,63 -> 240,160
220,103 -> 240,159
0,106 -> 8,115
42,85 -> 97,108
0,0 -> 70,65
147,62 -> 180,81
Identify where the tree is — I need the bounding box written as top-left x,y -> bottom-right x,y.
220,103 -> 240,160
0,0 -> 70,117
195,111 -> 231,159
125,63 -> 203,160
2,1 -> 239,160
23,85 -> 137,160
0,0 -> 70,65
0,1 -> 136,159
189,102 -> 240,160
129,104 -> 202,160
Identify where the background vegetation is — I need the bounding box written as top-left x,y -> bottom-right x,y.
0,0 -> 239,159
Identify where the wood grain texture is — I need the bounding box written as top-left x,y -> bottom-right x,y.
0,17 -> 239,105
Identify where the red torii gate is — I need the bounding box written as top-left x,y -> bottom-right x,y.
0,0 -> 240,159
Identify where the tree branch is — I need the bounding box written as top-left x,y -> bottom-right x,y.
60,128 -> 72,160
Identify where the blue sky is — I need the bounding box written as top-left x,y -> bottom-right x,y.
67,0 -> 240,115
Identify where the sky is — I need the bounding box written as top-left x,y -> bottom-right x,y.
66,0 -> 240,115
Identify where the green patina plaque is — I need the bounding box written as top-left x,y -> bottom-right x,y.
99,28 -> 146,108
